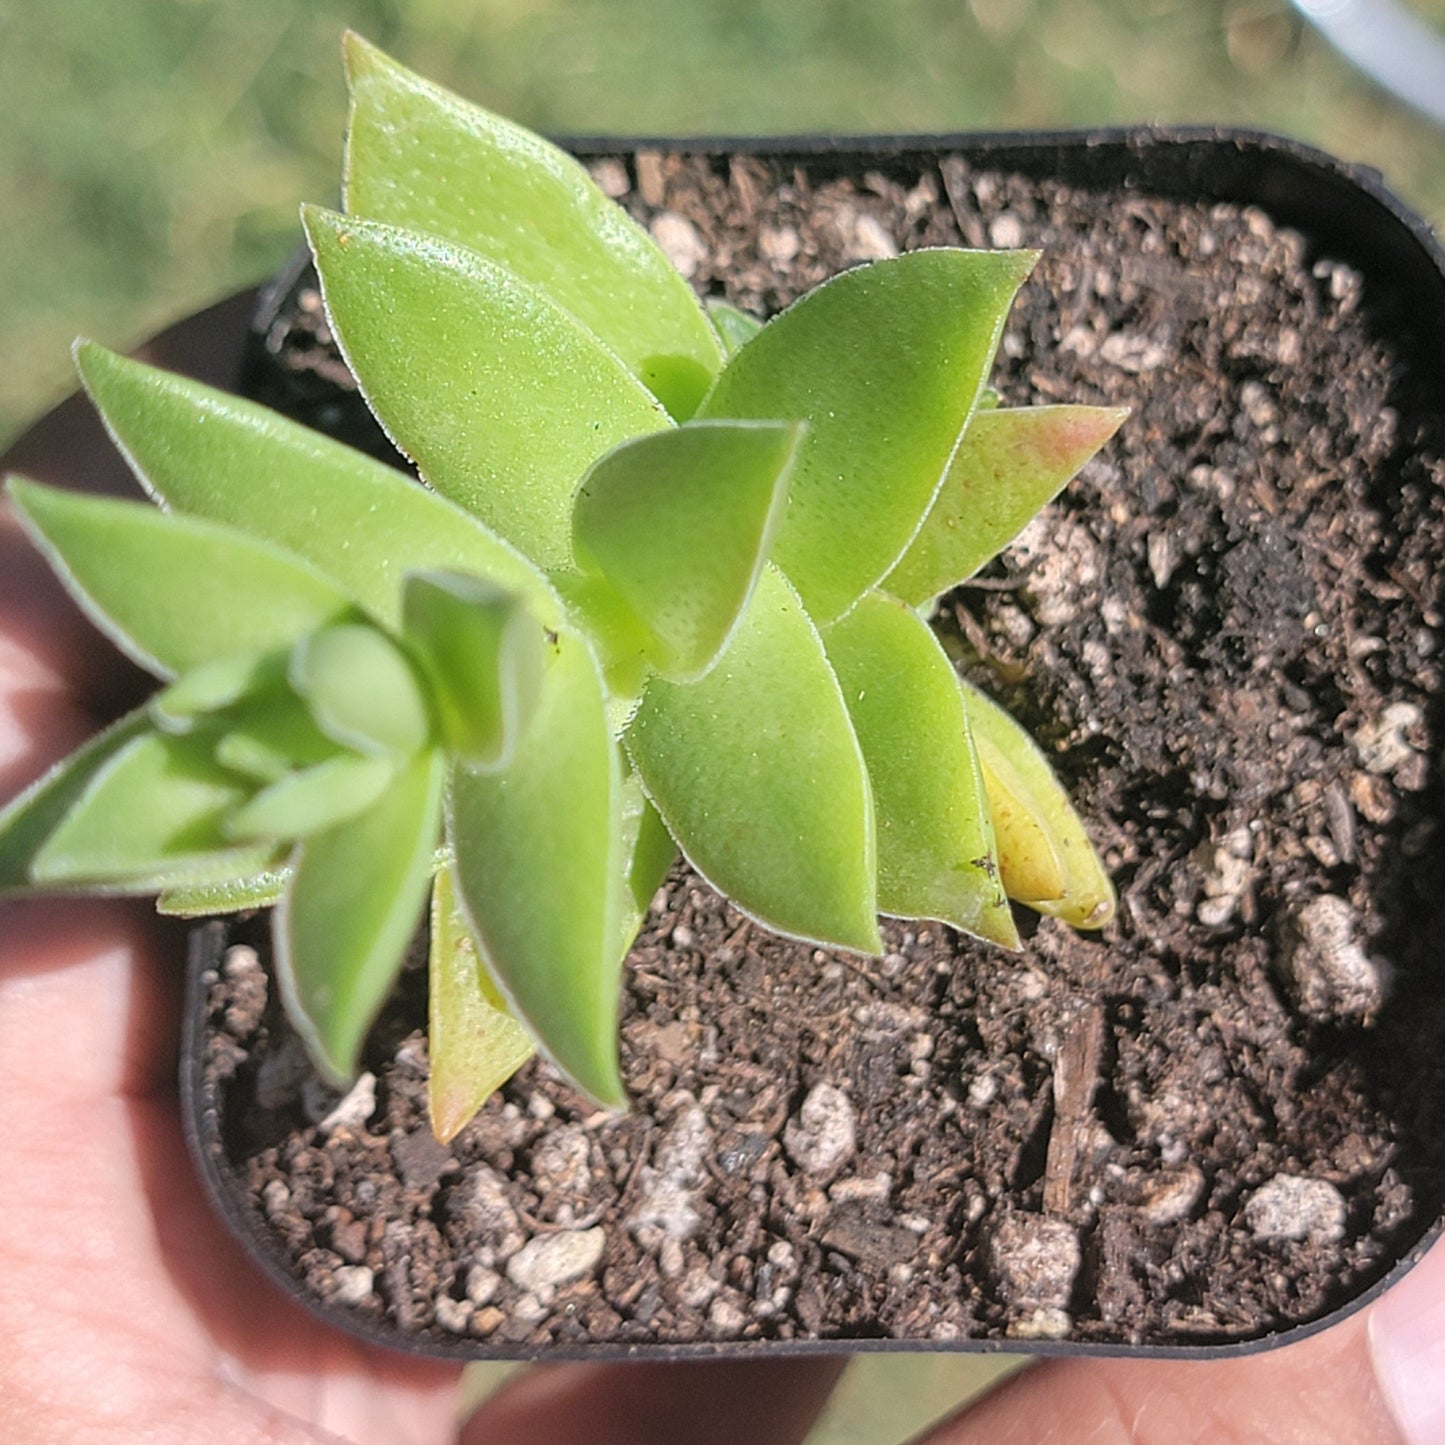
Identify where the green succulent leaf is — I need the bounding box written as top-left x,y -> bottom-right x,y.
697,248 -> 1037,622
213,690 -> 347,784
884,405 -> 1128,606
0,709 -> 151,895
706,298 -> 764,356
342,35 -> 722,421
960,679 -> 1115,929
225,753 -> 398,843
150,652 -> 284,733
571,420 -> 802,682
822,593 -> 1018,949
626,566 -> 880,953
303,206 -> 670,570
29,728 -> 280,890
289,622 -> 433,760
277,747 -> 445,1083
447,631 -> 627,1108
7,478 -> 353,681
157,867 -> 291,917
401,572 -> 545,768
75,343 -> 561,630
427,863 -> 537,1144
619,771 -> 675,945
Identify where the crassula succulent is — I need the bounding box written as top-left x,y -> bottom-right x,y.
0,34 -> 1124,1142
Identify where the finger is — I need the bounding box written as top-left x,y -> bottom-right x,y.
908,1258 -> 1430,1445
461,1356 -> 848,1445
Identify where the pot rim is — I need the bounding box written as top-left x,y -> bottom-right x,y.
187,125 -> 1445,1362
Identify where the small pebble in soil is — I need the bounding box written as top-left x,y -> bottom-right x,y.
628,1101 -> 712,1246
1277,895 -> 1385,1022
1243,1175 -> 1348,1244
783,1083 -> 857,1180
506,1227 -> 607,1302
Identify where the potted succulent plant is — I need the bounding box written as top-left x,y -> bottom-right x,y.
4,33 -> 1444,1363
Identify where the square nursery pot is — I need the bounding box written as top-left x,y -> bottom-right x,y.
174,127 -> 1445,1362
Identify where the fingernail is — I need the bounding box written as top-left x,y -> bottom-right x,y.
1368,1235 -> 1445,1445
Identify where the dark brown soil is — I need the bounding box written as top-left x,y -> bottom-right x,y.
199,145 -> 1445,1356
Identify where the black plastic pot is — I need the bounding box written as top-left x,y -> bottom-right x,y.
174,127 -> 1445,1362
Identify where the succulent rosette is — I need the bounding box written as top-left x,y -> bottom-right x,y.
0,35 -> 1124,1141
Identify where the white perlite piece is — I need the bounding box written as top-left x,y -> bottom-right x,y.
316,1072 -> 377,1136
783,1083 -> 857,1180
1350,701 -> 1423,776
1243,1174 -> 1347,1244
332,1265 -> 374,1307
505,1227 -> 607,1301
627,1102 -> 712,1246
649,212 -> 706,278
988,1214 -> 1081,1310
1278,894 -> 1385,1022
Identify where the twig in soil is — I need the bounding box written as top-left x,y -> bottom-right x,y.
1043,1002 -> 1106,1218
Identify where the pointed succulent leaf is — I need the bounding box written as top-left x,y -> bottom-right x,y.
150,652 -> 285,733
277,748 -> 445,1083
214,690 -> 346,784
447,631 -> 628,1108
960,679 -> 1115,928
75,343 -> 561,630
822,593 -> 1018,948
304,206 -> 670,569
7,478 -> 353,680
619,770 -> 676,946
401,572 -> 545,768
29,729 -> 279,889
885,405 -> 1128,606
626,566 -> 881,953
342,35 -> 722,420
225,753 -> 398,842
158,867 -> 291,917
706,298 -> 763,356
289,623 -> 433,760
0,709 -> 151,894
427,864 -> 537,1144
697,249 -> 1037,622
571,421 -> 802,681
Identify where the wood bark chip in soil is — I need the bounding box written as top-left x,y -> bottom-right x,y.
205,147 -> 1445,1354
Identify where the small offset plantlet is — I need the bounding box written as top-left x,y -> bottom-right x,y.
0,35 -> 1125,1142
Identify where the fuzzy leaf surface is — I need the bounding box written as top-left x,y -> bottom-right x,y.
571,421 -> 801,681
158,868 -> 290,917
289,623 -> 433,760
0,709 -> 150,894
960,679 -> 1114,928
822,593 -> 1017,948
428,864 -> 536,1144
402,572 -> 545,768
619,772 -> 675,946
885,405 -> 1127,606
7,479 -> 352,681
29,729 -> 278,889
75,344 -> 560,630
447,633 -> 627,1107
305,207 -> 669,569
697,249 -> 1036,622
626,566 -> 880,954
277,748 -> 445,1083
342,36 -> 722,420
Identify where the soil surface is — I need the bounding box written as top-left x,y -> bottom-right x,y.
200,146 -> 1445,1355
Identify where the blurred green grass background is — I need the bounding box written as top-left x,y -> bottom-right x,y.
2,2 -> 1440,1438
